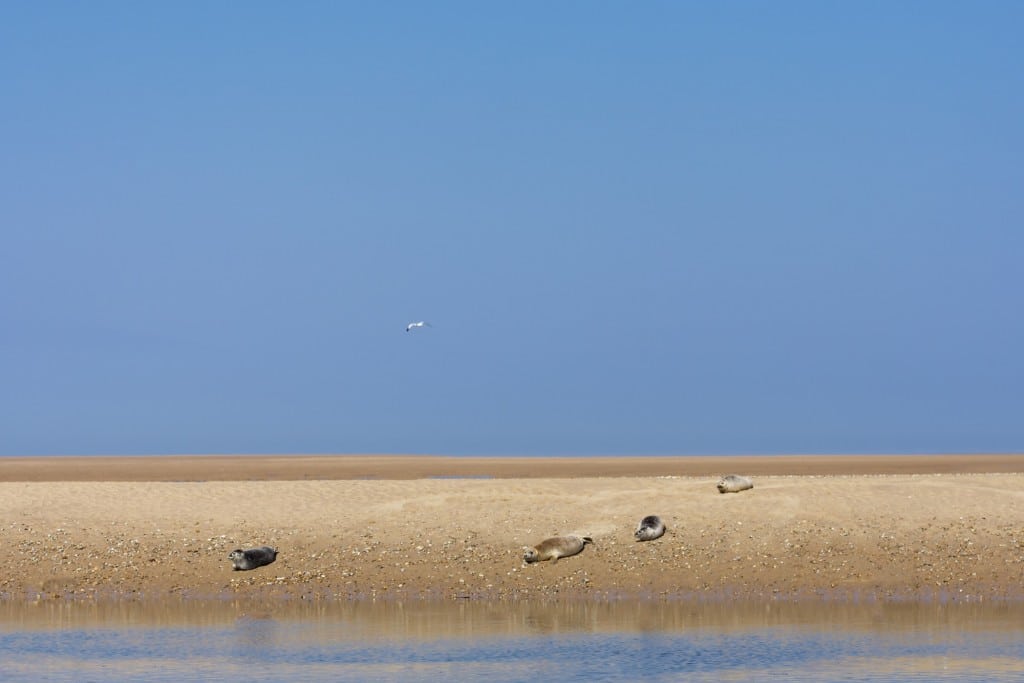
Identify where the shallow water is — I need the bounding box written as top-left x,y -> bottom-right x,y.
1,599 -> 1022,682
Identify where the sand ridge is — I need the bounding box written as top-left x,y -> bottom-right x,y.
2,453 -> 1023,481
2,455 -> 1023,603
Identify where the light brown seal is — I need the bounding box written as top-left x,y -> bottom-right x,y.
228,546 -> 278,571
523,535 -> 594,564
716,474 -> 754,493
634,515 -> 666,541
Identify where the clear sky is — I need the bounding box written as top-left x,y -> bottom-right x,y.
2,3 -> 1021,456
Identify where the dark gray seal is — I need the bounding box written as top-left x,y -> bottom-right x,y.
523,535 -> 594,564
716,474 -> 754,493
228,546 -> 278,571
634,515 -> 666,541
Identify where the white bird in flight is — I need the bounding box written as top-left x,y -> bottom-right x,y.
405,321 -> 432,332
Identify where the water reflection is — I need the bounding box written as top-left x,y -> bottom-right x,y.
6,598 -> 1023,636
1,599 -> 1023,682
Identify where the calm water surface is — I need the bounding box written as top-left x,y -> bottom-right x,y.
1,599 -> 1022,682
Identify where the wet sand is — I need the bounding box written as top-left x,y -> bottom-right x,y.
1,454 -> 1023,602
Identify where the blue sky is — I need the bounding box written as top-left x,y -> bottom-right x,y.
2,3 -> 1021,456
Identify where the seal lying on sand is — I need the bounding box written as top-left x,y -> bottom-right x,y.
634,515 -> 666,541
716,474 -> 754,493
229,546 -> 278,571
523,535 -> 594,564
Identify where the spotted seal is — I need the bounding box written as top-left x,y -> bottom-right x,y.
716,474 -> 754,493
523,535 -> 594,564
634,515 -> 666,541
228,546 -> 278,571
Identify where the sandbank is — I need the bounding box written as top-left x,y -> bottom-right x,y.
1,454 -> 1022,603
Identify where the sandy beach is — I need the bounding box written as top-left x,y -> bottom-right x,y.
2,454 -> 1023,602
